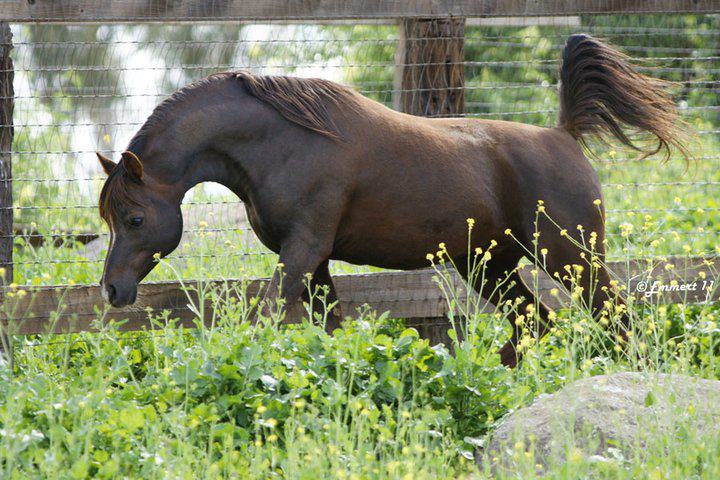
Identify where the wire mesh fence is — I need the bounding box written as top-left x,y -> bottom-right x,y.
7,14 -> 720,287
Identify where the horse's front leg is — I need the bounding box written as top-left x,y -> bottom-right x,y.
302,259 -> 343,333
261,236 -> 332,326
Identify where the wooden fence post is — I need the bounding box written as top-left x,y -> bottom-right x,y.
395,17 -> 465,116
0,21 -> 13,368
394,18 -> 465,347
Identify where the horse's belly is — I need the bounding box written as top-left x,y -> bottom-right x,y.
331,242 -> 429,270
331,210 -> 498,270
244,204 -> 280,254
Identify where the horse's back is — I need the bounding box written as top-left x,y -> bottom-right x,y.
328,103 -> 602,267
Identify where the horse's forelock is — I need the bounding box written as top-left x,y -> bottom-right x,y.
99,162 -> 145,222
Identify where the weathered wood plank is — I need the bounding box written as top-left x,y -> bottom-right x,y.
397,17 -> 465,116
1,1 -> 718,23
0,270 -> 456,335
1,257 -> 717,336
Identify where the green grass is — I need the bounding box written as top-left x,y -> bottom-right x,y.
2,248 -> 720,479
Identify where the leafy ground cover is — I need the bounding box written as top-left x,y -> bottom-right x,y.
2,249 -> 720,479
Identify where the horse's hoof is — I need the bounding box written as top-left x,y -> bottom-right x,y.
498,343 -> 519,368
323,316 -> 342,335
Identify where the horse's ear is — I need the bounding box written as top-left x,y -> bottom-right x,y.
96,152 -> 117,176
121,151 -> 144,181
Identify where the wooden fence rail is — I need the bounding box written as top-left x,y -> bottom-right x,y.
2,256 -> 717,339
1,1 -> 718,22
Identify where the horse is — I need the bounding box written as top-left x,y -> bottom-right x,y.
97,34 -> 688,367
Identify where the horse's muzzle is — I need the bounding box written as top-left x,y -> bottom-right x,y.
101,281 -> 137,308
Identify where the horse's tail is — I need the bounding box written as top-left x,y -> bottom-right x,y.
558,34 -> 689,162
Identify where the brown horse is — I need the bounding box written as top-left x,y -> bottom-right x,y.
97,35 -> 687,367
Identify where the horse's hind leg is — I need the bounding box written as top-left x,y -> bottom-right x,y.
457,252 -> 552,368
495,269 -> 554,367
541,233 -> 629,340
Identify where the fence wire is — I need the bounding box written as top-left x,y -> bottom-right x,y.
6,14 -> 720,287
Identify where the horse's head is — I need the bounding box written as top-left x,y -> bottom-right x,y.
97,151 -> 183,307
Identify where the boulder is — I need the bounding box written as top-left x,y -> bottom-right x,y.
485,372 -> 720,469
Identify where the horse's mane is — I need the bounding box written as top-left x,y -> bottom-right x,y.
102,72 -> 357,220
230,71 -> 356,140
127,71 -> 355,155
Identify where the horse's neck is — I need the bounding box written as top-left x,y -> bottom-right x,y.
144,80 -> 353,203
182,148 -> 253,201
145,100 -> 279,203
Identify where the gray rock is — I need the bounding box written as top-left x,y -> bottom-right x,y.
485,372 -> 720,469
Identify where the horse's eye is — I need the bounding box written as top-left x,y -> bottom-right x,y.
128,216 -> 144,228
